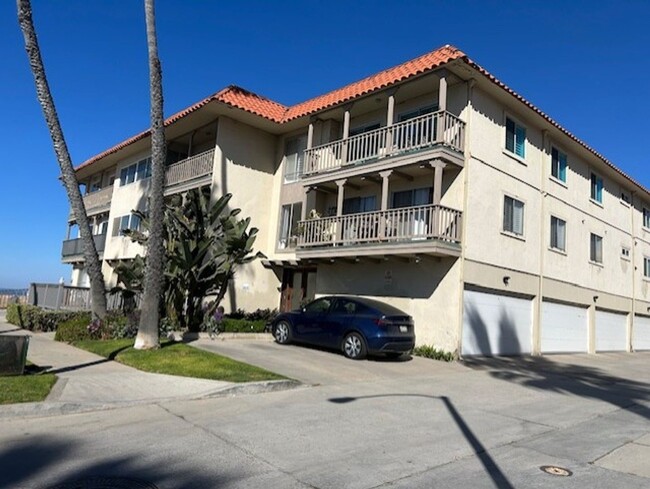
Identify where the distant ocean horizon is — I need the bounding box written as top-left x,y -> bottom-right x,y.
0,288 -> 28,296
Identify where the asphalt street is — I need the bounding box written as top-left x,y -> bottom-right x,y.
1,311 -> 649,488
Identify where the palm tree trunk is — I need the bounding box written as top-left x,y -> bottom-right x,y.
17,0 -> 107,320
134,0 -> 166,349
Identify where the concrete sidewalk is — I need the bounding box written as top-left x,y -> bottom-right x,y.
0,310 -> 298,418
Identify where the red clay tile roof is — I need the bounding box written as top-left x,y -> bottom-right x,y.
76,45 -> 463,170
282,44 -> 465,121
76,45 -> 648,196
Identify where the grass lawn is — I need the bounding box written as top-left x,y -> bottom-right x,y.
0,365 -> 57,405
72,339 -> 286,383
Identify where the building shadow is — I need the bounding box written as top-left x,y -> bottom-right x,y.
0,435 -> 236,489
462,355 -> 650,421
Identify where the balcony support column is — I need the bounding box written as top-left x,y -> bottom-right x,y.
379,170 -> 393,239
437,70 -> 448,144
307,122 -> 314,150
430,161 -> 446,238
341,107 -> 351,166
335,179 -> 347,217
430,160 -> 446,205
438,69 -> 448,112
385,92 -> 396,155
379,170 -> 393,211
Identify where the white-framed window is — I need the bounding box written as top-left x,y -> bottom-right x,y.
550,216 -> 566,252
97,220 -> 109,235
551,147 -> 567,183
503,195 -> 524,236
590,233 -> 603,264
284,135 -> 307,183
120,157 -> 151,186
590,172 -> 603,204
112,213 -> 142,237
644,256 -> 650,278
621,246 -> 630,260
278,202 -> 302,249
505,116 -> 526,158
644,207 -> 650,229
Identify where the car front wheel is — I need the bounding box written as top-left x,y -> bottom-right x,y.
342,332 -> 367,360
274,321 -> 292,344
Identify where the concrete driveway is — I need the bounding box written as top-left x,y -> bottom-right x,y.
191,336 -> 466,385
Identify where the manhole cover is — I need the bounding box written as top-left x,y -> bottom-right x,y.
46,477 -> 159,489
540,465 -> 573,477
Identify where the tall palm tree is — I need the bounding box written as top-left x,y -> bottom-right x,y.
134,0 -> 166,349
17,0 -> 107,319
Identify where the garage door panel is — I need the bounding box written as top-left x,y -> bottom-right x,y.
541,302 -> 588,353
462,290 -> 532,356
634,315 -> 650,351
596,310 -> 627,352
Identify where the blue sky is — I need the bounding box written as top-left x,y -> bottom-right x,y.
1,0 -> 648,288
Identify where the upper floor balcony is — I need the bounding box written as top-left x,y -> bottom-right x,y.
69,186 -> 114,221
303,111 -> 465,179
61,233 -> 107,263
296,204 -> 462,260
164,148 -> 214,194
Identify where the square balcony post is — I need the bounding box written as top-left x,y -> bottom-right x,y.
437,70 -> 448,143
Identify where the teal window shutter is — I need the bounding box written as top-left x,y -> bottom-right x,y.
515,125 -> 526,157
597,176 -> 603,202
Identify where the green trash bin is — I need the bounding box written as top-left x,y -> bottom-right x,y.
0,335 -> 30,376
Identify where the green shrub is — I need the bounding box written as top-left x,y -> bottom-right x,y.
55,316 -> 94,342
222,318 -> 267,333
412,345 -> 456,362
200,318 -> 267,333
105,310 -> 139,339
225,308 -> 277,322
5,303 -> 20,325
6,304 -> 90,332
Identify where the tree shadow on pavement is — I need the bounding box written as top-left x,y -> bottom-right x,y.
329,393 -> 515,489
0,435 -> 236,489
462,355 -> 650,420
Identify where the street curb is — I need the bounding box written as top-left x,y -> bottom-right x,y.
198,379 -> 304,399
0,379 -> 304,420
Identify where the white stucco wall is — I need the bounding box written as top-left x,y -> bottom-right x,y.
315,258 -> 462,352
211,116 -> 281,313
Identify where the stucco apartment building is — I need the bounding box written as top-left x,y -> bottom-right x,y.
62,45 -> 650,356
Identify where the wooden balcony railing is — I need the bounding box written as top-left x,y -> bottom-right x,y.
165,149 -> 215,187
297,204 -> 462,249
61,233 -> 107,259
81,185 -> 113,214
303,111 -> 465,176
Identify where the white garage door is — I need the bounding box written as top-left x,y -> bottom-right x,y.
462,290 -> 532,356
541,301 -> 588,353
595,310 -> 627,352
634,315 -> 650,351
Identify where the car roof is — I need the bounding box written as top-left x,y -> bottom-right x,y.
321,296 -> 408,316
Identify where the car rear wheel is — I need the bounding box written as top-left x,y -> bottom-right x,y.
274,321 -> 292,344
342,332 -> 367,360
